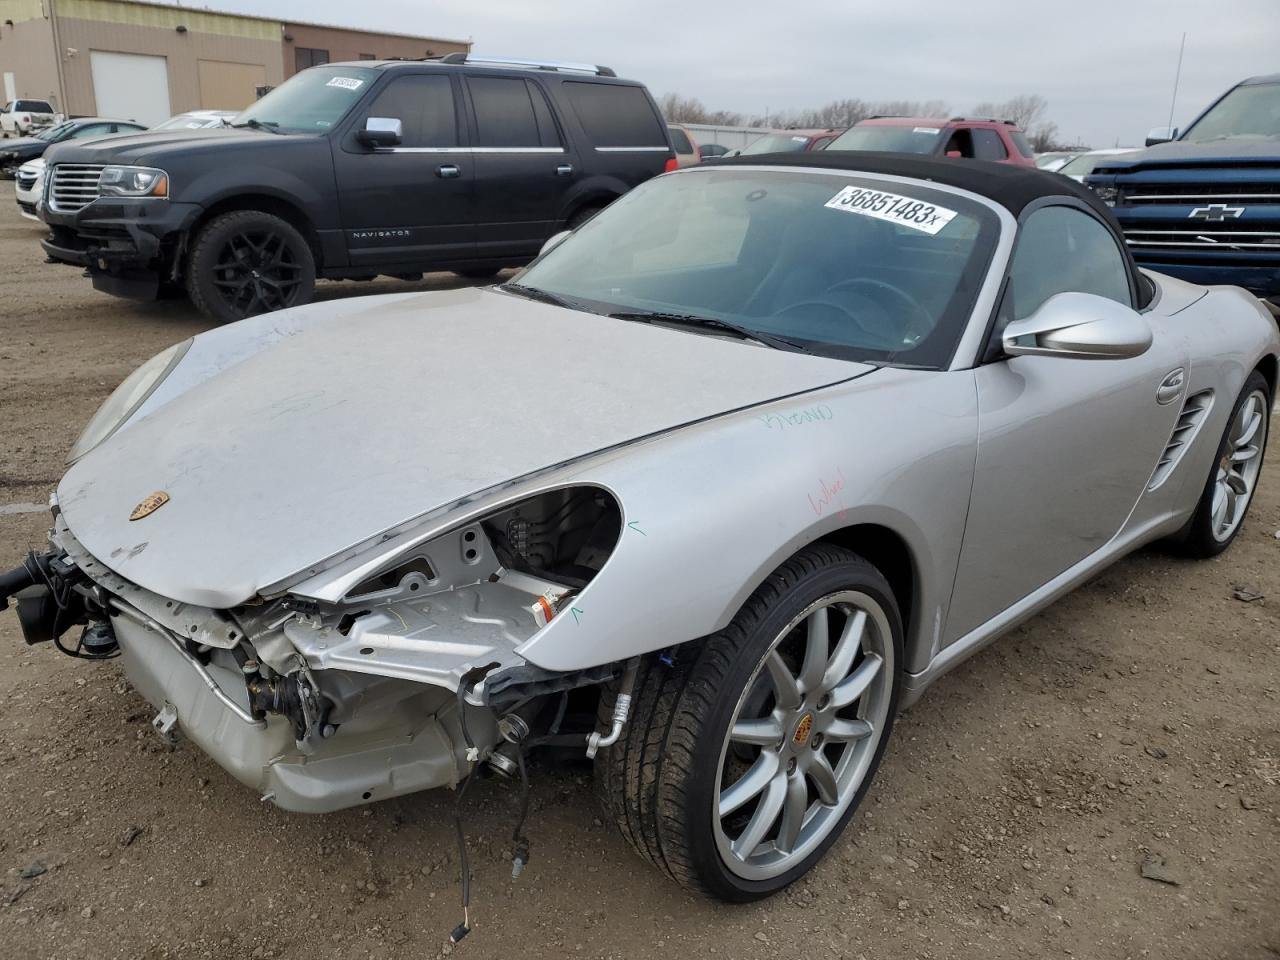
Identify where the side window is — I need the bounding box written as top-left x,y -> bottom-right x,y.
971,129 -> 1008,160
1004,206 -> 1132,325
525,81 -> 562,148
362,75 -> 458,148
942,128 -> 973,157
72,124 -> 110,138
562,81 -> 666,148
468,76 -> 543,148
668,127 -> 693,153
1008,129 -> 1036,158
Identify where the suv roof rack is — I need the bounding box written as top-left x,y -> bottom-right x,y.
435,53 -> 617,77
950,116 -> 1016,125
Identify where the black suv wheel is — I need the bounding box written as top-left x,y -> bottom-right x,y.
186,210 -> 316,323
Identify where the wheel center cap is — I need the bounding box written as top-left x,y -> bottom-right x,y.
792,712 -> 814,747
251,269 -> 261,279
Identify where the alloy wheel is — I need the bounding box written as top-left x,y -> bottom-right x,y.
1211,388 -> 1268,542
713,590 -> 894,881
211,229 -> 306,317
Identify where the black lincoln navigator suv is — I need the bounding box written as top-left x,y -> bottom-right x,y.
38,54 -> 675,322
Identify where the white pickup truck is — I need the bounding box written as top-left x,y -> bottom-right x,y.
0,99 -> 61,137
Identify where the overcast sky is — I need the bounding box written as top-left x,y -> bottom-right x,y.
164,0 -> 1276,147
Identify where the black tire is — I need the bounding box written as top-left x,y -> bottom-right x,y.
1171,369 -> 1270,558
567,203 -> 606,229
452,266 -> 502,280
185,210 -> 316,324
595,543 -> 902,901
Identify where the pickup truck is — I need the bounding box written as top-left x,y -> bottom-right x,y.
1087,73 -> 1280,311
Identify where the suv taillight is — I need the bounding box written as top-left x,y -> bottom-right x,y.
663,156 -> 679,173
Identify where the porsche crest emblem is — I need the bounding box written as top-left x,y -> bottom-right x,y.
129,491 -> 170,521
793,712 -> 814,746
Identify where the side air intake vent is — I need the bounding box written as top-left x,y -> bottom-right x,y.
1148,390 -> 1214,491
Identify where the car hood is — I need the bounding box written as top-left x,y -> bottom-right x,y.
43,128 -> 319,166
0,137 -> 46,155
1094,136 -> 1280,173
57,288 -> 871,607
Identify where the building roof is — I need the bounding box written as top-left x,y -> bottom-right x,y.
124,0 -> 471,47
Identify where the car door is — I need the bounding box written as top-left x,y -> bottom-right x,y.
944,203 -> 1189,643
333,72 -> 475,269
464,75 -> 578,259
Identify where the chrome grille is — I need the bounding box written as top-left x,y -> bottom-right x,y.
1149,390 -> 1213,490
1125,228 -> 1280,250
49,163 -> 105,212
1121,182 -> 1280,205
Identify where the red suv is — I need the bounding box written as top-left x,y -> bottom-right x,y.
826,116 -> 1037,166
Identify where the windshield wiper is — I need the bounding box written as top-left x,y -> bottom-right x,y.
609,310 -> 807,352
231,118 -> 282,135
500,282 -> 587,310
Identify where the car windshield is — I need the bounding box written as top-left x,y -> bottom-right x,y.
36,121 -> 75,141
742,134 -> 814,155
232,66 -> 379,134
1182,81 -> 1280,142
153,113 -> 227,131
826,125 -> 944,154
1059,152 -> 1125,177
513,169 -> 998,367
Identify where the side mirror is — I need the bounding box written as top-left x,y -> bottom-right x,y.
1145,125 -> 1177,147
1002,292 -> 1152,360
539,230 -> 571,257
945,149 -> 962,158
357,116 -> 402,148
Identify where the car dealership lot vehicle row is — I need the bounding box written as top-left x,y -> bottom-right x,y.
4,151 -> 1276,908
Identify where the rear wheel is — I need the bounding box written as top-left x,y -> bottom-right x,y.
186,210 -> 316,323
595,544 -> 900,900
1173,370 -> 1269,557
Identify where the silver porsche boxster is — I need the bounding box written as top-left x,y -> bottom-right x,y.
4,153 -> 1277,905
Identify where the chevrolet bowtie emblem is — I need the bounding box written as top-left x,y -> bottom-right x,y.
1188,203 -> 1245,221
129,491 -> 170,521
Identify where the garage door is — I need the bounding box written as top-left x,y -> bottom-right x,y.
90,51 -> 171,126
197,60 -> 267,112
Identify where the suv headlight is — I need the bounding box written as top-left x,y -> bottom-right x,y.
67,340 -> 191,463
99,165 -> 169,198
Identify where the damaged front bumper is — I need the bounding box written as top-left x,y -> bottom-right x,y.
3,491 -> 622,812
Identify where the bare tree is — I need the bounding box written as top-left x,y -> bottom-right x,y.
970,94 -> 1072,151
657,93 -> 744,126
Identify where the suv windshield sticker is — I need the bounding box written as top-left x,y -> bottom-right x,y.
325,77 -> 364,90
791,136 -> 808,142
824,185 -> 957,235
912,127 -> 941,134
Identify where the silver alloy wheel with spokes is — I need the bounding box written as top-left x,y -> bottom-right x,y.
1211,387 -> 1268,542
713,590 -> 894,881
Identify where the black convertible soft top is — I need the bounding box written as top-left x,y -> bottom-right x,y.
714,151 -> 1116,222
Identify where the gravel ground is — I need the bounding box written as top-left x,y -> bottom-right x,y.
0,182 -> 1277,960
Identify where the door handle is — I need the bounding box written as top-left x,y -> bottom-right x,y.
555,163 -> 574,177
1156,367 -> 1186,405
436,164 -> 461,179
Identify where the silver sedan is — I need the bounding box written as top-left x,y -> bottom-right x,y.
3,153 -> 1276,908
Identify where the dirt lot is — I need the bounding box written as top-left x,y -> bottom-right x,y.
0,180 -> 1277,960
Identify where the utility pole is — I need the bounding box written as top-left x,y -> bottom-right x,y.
1166,32 -> 1186,134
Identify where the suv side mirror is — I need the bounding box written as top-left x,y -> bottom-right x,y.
358,117 -> 402,148
945,149 -> 962,158
1145,125 -> 1177,147
1002,292 -> 1152,360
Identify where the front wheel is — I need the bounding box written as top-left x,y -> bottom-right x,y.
1173,370 -> 1270,557
186,210 -> 316,323
595,544 -> 901,900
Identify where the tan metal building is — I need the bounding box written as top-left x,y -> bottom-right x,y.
0,0 -> 470,124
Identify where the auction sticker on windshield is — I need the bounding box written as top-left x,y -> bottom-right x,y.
325,77 -> 364,90
824,185 -> 957,235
